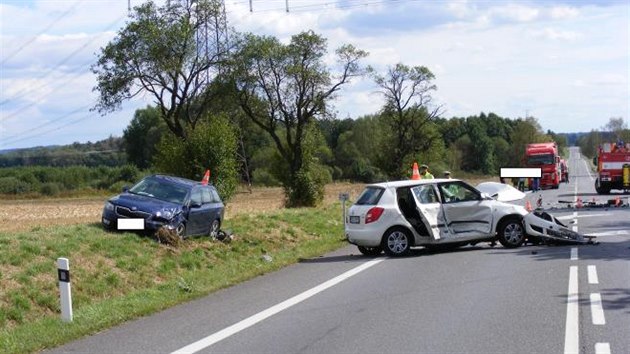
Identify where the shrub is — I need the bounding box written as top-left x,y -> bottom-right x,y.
0,177 -> 32,194
39,182 -> 62,196
252,168 -> 281,187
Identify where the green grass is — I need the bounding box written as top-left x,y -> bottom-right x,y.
0,203 -> 346,354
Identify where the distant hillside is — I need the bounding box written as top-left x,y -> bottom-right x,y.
0,136 -> 126,167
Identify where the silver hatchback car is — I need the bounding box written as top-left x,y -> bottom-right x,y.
345,179 -> 529,256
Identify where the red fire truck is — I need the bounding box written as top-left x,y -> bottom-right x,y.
593,142 -> 630,194
524,142 -> 561,189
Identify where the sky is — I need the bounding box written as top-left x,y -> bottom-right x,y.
0,0 -> 628,150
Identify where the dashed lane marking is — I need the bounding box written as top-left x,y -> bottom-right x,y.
590,293 -> 606,325
588,265 -> 599,284
570,248 -> 578,261
595,343 -> 611,354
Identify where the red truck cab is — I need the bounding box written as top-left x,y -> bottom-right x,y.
594,142 -> 630,194
524,142 -> 561,189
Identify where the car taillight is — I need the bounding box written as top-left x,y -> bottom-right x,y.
365,207 -> 384,224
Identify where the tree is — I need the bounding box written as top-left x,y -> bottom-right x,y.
92,0 -> 230,139
231,31 -> 368,207
123,106 -> 165,169
604,117 -> 630,142
370,63 -> 442,178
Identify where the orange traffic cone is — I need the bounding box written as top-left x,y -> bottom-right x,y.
201,169 -> 211,185
411,162 -> 421,180
525,200 -> 532,212
576,198 -> 583,208
615,196 -> 621,207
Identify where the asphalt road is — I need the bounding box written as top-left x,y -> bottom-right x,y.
48,147 -> 630,354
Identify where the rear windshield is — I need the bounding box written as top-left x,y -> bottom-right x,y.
355,187 -> 384,205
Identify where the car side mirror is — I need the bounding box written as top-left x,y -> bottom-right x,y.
122,186 -> 129,193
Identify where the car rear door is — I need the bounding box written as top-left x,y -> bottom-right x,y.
187,187 -> 208,235
410,184 -> 450,240
437,181 -> 493,238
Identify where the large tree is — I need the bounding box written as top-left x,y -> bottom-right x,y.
370,63 -> 442,178
231,31 -> 368,206
92,0 -> 230,139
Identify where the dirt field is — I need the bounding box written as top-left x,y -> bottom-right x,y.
0,183 -> 367,233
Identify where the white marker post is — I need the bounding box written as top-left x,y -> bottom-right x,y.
57,257 -> 73,322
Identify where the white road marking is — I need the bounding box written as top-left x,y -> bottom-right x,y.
583,159 -> 594,181
556,213 -> 607,221
564,266 -> 579,354
570,248 -> 578,261
588,265 -> 599,284
588,230 -> 630,237
595,343 -> 611,354
171,258 -> 384,354
590,293 -> 606,325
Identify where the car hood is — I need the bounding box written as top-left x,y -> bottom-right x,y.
109,193 -> 182,213
477,182 -> 525,202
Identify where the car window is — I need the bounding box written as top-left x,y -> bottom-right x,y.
129,177 -> 189,204
355,187 -> 384,205
190,188 -> 203,206
412,185 -> 439,204
210,188 -> 221,203
439,182 -> 479,203
201,187 -> 213,204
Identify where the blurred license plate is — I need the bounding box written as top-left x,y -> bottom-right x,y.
349,216 -> 360,224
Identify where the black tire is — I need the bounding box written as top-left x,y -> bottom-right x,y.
595,179 -> 611,195
381,227 -> 413,257
497,217 -> 525,248
357,246 -> 382,256
209,219 -> 221,238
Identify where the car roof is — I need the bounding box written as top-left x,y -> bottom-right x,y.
148,174 -> 209,188
366,179 -> 459,189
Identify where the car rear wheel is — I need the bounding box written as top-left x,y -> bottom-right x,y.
209,219 -> 220,238
357,246 -> 382,257
382,227 -> 412,257
497,217 -> 525,248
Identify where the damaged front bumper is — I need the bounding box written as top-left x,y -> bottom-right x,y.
524,210 -> 596,244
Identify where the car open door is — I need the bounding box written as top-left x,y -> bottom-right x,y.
410,185 -> 450,240
437,181 -> 493,238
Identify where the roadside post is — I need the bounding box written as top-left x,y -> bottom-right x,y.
339,192 -> 349,232
57,257 -> 73,322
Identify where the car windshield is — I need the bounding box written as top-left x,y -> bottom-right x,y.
355,187 -> 384,205
527,154 -> 554,165
128,177 -> 190,204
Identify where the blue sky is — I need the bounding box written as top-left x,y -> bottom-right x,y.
1,0 -> 628,150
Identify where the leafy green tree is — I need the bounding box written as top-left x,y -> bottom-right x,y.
153,114 -> 238,201
231,31 -> 368,206
123,106 -> 165,169
370,63 -> 442,178
92,0 -> 230,139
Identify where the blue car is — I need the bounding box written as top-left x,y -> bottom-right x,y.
102,174 -> 224,237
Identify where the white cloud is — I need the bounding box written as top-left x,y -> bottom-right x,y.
548,6 -> 580,20
533,27 -> 580,41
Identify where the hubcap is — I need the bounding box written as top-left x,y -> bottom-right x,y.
504,223 -> 523,244
387,231 -> 408,253
176,224 -> 185,237
210,221 -> 219,237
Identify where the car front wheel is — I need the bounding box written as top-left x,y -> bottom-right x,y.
209,219 -> 220,238
497,217 -> 525,248
382,227 -> 412,257
357,246 -> 382,257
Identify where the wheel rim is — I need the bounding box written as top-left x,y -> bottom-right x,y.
503,223 -> 523,245
176,224 -> 185,237
210,220 -> 219,237
387,231 -> 408,254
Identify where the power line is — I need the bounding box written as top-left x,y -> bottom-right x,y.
1,0 -> 82,65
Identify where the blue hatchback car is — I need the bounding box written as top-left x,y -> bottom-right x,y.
102,174 -> 224,237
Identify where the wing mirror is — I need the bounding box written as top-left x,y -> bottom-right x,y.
481,192 -> 497,200
122,186 -> 129,193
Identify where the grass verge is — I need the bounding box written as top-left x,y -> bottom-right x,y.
0,203 -> 346,354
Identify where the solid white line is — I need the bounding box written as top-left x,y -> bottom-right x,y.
564,266 -> 579,354
590,293 -> 606,325
588,265 -> 599,284
570,248 -> 578,261
595,343 -> 611,354
171,259 -> 384,354
582,159 -> 594,181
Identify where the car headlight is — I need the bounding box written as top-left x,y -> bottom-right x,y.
105,202 -> 115,211
156,209 -> 174,220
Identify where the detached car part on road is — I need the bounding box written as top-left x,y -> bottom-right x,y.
102,174 -> 224,238
345,180 -> 594,257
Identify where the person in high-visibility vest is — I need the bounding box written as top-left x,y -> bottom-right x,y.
420,164 -> 434,179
